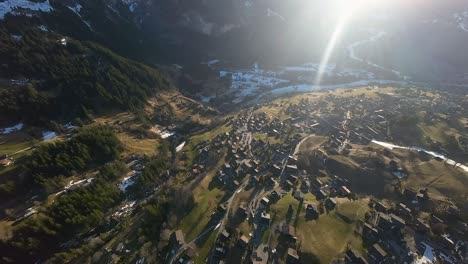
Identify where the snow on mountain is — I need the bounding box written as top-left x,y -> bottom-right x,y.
67,3 -> 92,30
0,0 -> 53,20
121,0 -> 139,13
453,11 -> 468,32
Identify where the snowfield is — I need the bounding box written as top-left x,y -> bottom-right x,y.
453,11 -> 468,32
0,0 -> 53,20
42,131 -> 58,141
1,123 -> 24,135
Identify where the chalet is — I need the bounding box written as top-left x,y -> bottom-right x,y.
181,246 -> 196,263
362,223 -> 379,241
301,180 -> 310,192
171,230 -> 185,248
220,230 -> 230,241
214,246 -> 227,258
271,164 -> 282,175
315,189 -> 328,200
241,160 -> 253,173
260,212 -> 271,226
288,156 -> 298,165
368,244 -> 387,263
286,248 -> 300,264
403,188 -> 417,201
305,203 -> 319,218
232,180 -> 240,189
288,174 -> 298,183
374,202 -> 388,213
260,197 -> 270,207
441,234 -> 455,250
286,164 -> 298,175
326,198 -> 337,209
269,190 -> 280,201
217,204 -> 227,215
389,214 -> 406,229
115,242 -> 125,254
285,180 -> 294,189
397,202 -> 411,215
267,177 -> 277,186
249,175 -> 259,185
339,186 -> 351,197
415,218 -> 430,233
313,178 -> 323,188
0,158 -> 12,167
239,235 -> 250,248
377,213 -> 393,230
345,249 -> 368,264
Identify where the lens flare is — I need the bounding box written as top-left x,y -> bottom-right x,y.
314,0 -> 370,86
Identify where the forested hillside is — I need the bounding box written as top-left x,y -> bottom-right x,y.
0,27 -> 170,125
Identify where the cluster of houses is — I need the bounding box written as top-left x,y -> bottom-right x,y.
0,154 -> 13,168
344,187 -> 465,264
167,89 -> 467,264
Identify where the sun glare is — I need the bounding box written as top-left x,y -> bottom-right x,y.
314,0 -> 374,86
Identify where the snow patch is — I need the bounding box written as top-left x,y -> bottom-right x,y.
176,141 -> 186,152
42,131 -> 57,141
119,171 -> 139,192
0,0 -> 53,20
68,4 -> 92,30
11,34 -> 22,41
1,123 -> 24,135
454,11 -> 468,32
372,140 -> 468,173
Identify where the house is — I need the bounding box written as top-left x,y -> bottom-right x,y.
171,230 -> 185,248
115,242 -> 125,254
374,202 -> 388,213
286,248 -> 300,264
397,203 -> 412,219
377,213 -> 393,230
403,188 -> 417,201
305,203 -> 319,219
362,223 -> 379,241
389,214 -> 406,230
345,249 -> 368,264
260,197 -> 270,207
260,213 -> 271,226
326,198 -> 337,209
0,158 -> 12,167
281,224 -> 296,239
415,218 -> 430,233
239,235 -> 250,248
286,165 -> 298,175
339,186 -> 351,197
315,189 -> 328,200
368,244 -> 387,263
220,230 -> 230,241
285,180 -> 294,189
178,246 -> 197,263
313,178 -> 323,188
270,190 -> 280,201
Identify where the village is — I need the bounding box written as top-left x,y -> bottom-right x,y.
0,86 -> 466,264
164,86 -> 467,264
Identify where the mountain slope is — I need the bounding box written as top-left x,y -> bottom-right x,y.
0,27 -> 170,125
